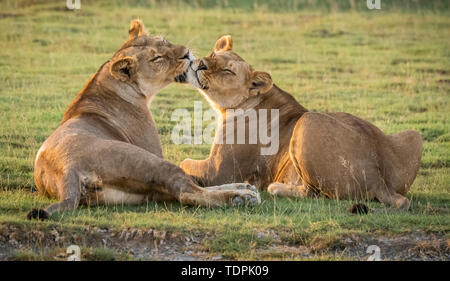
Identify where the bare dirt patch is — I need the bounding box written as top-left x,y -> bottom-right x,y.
0,224 -> 448,261
0,224 -> 211,261
335,232 -> 449,261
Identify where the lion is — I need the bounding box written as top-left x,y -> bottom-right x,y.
181,35 -> 423,210
28,22 -> 260,220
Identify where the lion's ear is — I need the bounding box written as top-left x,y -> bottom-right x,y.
128,19 -> 148,40
110,56 -> 137,82
249,71 -> 273,96
213,35 -> 233,52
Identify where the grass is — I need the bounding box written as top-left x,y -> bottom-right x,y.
0,0 -> 449,260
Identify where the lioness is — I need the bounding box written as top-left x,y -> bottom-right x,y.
181,35 -> 423,209
28,22 -> 260,220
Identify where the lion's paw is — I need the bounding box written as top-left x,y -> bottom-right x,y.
236,183 -> 258,193
204,183 -> 261,206
206,183 -> 257,192
230,189 -> 261,206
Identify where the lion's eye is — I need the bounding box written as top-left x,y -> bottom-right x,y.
222,69 -> 235,75
150,56 -> 163,62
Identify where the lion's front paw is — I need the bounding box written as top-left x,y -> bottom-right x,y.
236,183 -> 258,193
27,208 -> 49,221
206,183 -> 257,192
230,188 -> 261,206
205,183 -> 261,205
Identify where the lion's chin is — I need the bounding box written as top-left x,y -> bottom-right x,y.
174,72 -> 188,83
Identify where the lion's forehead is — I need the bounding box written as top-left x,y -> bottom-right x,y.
146,37 -> 184,57
154,35 -> 169,44
209,52 -> 248,72
219,51 -> 245,62
215,59 -> 252,78
116,37 -> 181,59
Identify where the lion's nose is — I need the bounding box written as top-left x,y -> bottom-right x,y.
180,51 -> 190,60
197,60 -> 207,71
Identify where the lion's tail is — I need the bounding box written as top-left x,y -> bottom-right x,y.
348,203 -> 370,215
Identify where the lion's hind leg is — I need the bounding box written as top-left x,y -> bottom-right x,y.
28,169 -> 82,220
375,186 -> 411,210
29,138 -> 262,221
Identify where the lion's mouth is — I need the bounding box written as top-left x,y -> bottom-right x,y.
194,69 -> 208,90
174,62 -> 189,83
175,50 -> 194,83
175,72 -> 187,83
177,62 -> 208,90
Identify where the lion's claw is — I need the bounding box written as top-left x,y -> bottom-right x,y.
232,196 -> 245,206
230,189 -> 261,206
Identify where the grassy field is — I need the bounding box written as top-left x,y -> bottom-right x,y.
0,0 -> 449,260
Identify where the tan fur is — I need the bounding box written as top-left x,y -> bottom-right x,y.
214,35 -> 233,52
182,35 -> 423,210
30,24 -> 260,220
128,19 -> 148,40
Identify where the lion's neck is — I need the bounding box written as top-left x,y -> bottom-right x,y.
97,63 -> 149,107
207,85 -> 309,186
60,63 -> 163,154
257,84 -> 308,114
62,64 -> 149,122
217,84 -> 308,126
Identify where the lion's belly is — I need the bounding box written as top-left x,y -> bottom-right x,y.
83,185 -> 177,205
88,186 -> 147,205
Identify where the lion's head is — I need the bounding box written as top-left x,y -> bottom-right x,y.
186,35 -> 273,110
109,19 -> 194,99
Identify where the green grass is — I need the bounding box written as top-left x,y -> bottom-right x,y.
0,0 -> 449,260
